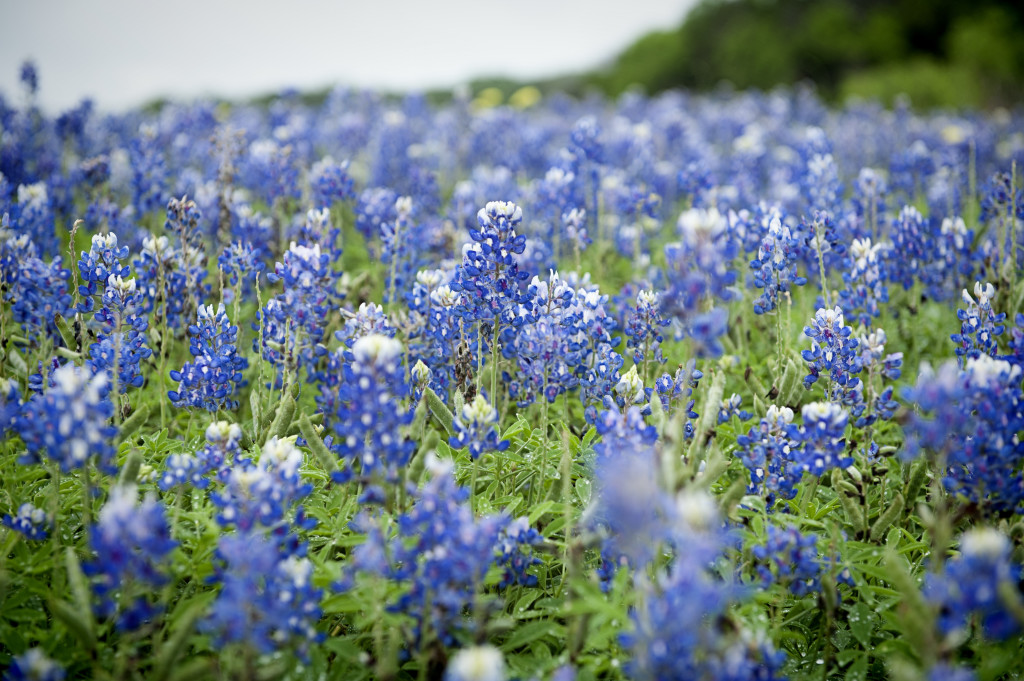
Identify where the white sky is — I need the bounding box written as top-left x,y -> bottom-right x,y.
0,0 -> 698,113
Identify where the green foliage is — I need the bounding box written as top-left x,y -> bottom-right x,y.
594,0 -> 1024,108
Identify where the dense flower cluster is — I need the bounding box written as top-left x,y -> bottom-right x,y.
169,303 -> 247,411
15,364 -> 117,473
85,486 -> 176,630
925,529 -> 1023,641
903,356 -> 1024,514
204,530 -> 323,657
750,215 -> 807,315
342,458 -> 509,649
736,405 -> 800,508
321,334 -> 415,495
951,281 -> 1006,366
801,305 -> 863,409
661,206 -> 737,357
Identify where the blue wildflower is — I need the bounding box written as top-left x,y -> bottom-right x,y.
951,281 -> 1005,366
792,402 -> 851,477
2,503 -> 49,541
169,303 -> 247,411
3,647 -> 65,681
204,530 -> 323,658
450,394 -> 509,460
15,364 -> 117,473
750,215 -> 808,316
85,485 -> 176,631
736,405 -> 800,508
925,528 -> 1023,641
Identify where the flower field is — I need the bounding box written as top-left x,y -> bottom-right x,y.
1,64 -> 1024,681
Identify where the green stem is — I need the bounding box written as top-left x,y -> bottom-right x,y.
490,320 -> 501,402
81,464 -> 93,535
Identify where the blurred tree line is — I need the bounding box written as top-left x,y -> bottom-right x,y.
590,0 -> 1024,108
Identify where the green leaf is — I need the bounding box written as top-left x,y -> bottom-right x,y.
65,548 -> 95,640
49,598 -> 96,649
500,620 -> 564,651
575,477 -> 592,505
298,412 -> 339,473
424,387 -> 454,435
845,653 -> 868,681
848,601 -> 875,648
153,597 -> 209,681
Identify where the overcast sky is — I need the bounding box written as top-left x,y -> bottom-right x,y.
0,1 -> 698,113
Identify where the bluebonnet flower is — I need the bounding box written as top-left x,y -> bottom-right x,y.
169,303 -> 247,411
505,271 -> 589,407
343,457 -> 508,649
321,335 -> 415,493
902,356 -> 1024,515
451,201 -> 535,341
13,182 -> 53,252
886,206 -> 975,302
3,647 -> 65,681
15,364 -> 117,473
77,232 -> 130,313
852,167 -> 888,241
793,402 -> 851,477
855,328 -> 903,427
87,275 -> 152,394
336,302 -> 394,352
589,409 -> 665,568
568,116 -> 603,233
838,237 -> 890,328
620,489 -> 779,681
19,60 -> 39,95
212,437 -> 312,532
258,241 -> 341,383
0,377 -> 20,436
927,663 -> 977,681
230,203 -> 275,259
128,123 -> 167,216
309,155 -> 354,209
579,342 -> 624,424
204,530 -> 323,658
624,289 -> 669,368
380,196 -> 417,305
404,272 -> 469,397
158,452 -> 209,491
1006,312 -> 1024,369
951,281 -> 1005,366
978,171 -> 1024,264
444,645 -> 506,681
562,207 -> 590,258
924,528 -> 1023,641
798,133 -> 839,209
241,137 -> 300,207
85,485 -> 176,630
217,239 -> 264,301
2,503 -> 49,541
750,215 -> 807,315
450,394 -> 509,460
801,306 -> 863,408
495,516 -> 543,589
653,361 -> 703,427
662,206 -> 737,357
718,393 -> 752,424
736,405 -> 800,508
354,186 -> 397,243
752,525 -> 825,597
2,233 -> 73,342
